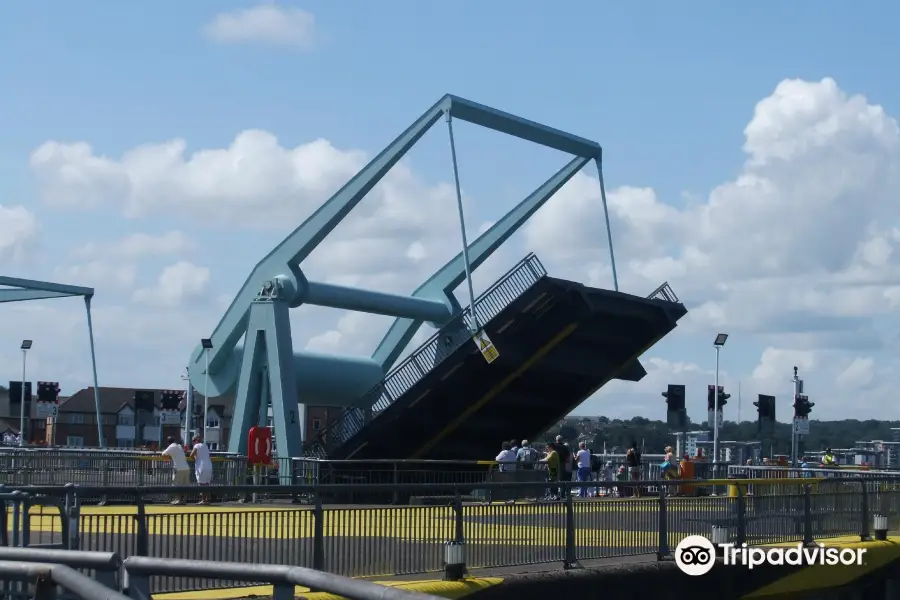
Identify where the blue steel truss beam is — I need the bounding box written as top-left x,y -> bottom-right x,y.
0,276 -> 105,447
188,94 -> 615,461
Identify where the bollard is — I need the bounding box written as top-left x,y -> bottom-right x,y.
443,541 -> 466,581
873,514 -> 888,541
711,524 -> 730,557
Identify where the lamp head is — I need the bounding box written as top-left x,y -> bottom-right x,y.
714,333 -> 728,347
200,338 -> 213,350
20,340 -> 32,351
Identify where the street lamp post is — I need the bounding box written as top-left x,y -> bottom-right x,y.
19,340 -> 32,447
200,338 -> 213,442
713,333 -> 728,471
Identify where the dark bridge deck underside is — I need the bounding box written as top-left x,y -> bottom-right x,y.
328,277 -> 687,462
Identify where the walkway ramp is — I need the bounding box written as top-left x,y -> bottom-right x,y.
303,254 -> 686,461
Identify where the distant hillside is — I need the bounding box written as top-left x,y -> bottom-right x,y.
541,416 -> 897,455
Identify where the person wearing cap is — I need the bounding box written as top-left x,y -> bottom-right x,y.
190,434 -> 213,504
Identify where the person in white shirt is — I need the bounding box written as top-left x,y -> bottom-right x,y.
495,441 -> 517,473
190,435 -> 213,504
575,441 -> 592,498
161,437 -> 190,505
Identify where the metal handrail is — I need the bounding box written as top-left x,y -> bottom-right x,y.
12,476 -> 881,498
0,560 -> 128,600
124,557 -> 445,600
304,253 -> 547,457
647,281 -> 679,303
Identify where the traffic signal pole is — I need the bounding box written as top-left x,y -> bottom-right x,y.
713,345 -> 721,469
791,367 -> 800,467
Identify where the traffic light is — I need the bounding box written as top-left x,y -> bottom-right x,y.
662,384 -> 685,412
160,390 -> 184,411
707,385 -> 729,410
754,394 -> 775,420
794,394 -> 814,418
37,381 -> 61,403
134,390 -> 155,412
664,384 -> 687,429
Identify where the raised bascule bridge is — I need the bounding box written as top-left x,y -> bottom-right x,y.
186,95 -> 688,475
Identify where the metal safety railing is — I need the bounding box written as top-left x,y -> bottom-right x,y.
646,281 -> 680,303
0,547 -> 443,600
0,449 -> 246,503
304,253 -> 548,458
3,477 -> 896,594
124,556 -> 444,600
728,465 -> 900,480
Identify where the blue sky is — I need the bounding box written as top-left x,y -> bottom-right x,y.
1,2 -> 898,421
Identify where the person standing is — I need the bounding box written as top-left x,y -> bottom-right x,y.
575,442 -> 592,498
544,445 -> 560,501
190,434 -> 213,505
161,437 -> 190,505
626,441 -> 642,498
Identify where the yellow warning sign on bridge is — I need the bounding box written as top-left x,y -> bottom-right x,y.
472,330 -> 499,364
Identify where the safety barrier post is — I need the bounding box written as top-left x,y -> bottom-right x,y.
0,485 -> 7,547
860,480 -> 871,541
657,482 -> 669,559
64,483 -> 81,551
802,484 -> 813,546
453,488 -> 465,544
564,483 -> 579,569
735,484 -> 747,546
10,490 -> 23,547
133,491 -> 150,556
312,494 -> 325,571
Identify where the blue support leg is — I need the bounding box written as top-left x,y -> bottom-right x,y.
228,281 -> 304,460
227,329 -> 265,455
263,297 -> 304,459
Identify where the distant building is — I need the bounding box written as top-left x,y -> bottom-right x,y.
45,386 -> 340,451
48,387 -> 188,450
675,430 -> 710,458
0,387 -> 55,444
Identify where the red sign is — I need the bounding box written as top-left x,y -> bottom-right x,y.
248,426 -> 273,465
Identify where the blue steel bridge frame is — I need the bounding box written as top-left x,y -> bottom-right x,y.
0,276 -> 105,447
188,94 -> 619,460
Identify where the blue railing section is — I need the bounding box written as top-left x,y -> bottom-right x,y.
305,253 -> 548,458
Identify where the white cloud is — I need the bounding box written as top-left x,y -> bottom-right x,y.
202,5 -> 317,49
133,261 -> 212,307
73,231 -> 195,261
531,77 -> 900,418
20,77 -> 900,421
0,205 -> 39,262
55,261 -> 137,289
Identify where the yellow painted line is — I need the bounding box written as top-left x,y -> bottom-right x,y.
154,577 -> 503,600
414,323 -> 580,458
744,537 -> 900,598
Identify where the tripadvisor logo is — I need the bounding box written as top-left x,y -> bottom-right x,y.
674,535 -> 867,576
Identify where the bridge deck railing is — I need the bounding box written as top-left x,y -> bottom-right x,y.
3,477 -> 896,594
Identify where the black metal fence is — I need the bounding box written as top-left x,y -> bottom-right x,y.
3,477 -> 897,594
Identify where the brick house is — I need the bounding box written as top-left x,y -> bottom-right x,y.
48,387 -> 193,449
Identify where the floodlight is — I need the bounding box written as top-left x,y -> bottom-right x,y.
20,340 -> 32,350
714,333 -> 728,347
